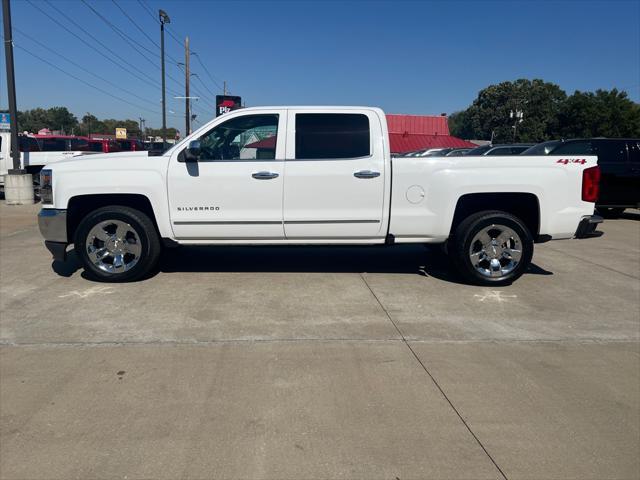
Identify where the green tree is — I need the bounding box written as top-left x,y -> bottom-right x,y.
449,79 -> 567,143
47,107 -> 78,134
558,89 -> 640,138
17,107 -> 78,134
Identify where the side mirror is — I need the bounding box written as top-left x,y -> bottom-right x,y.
183,140 -> 201,162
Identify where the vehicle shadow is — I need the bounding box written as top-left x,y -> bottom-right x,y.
51,244 -> 553,285
158,244 -> 553,285
51,248 -> 81,277
621,210 -> 640,221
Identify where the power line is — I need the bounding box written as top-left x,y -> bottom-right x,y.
111,0 -> 159,50
43,0 -> 183,98
81,0 -> 160,70
136,0 -> 227,96
12,43 -> 161,115
193,72 -> 219,99
137,0 -> 159,24
192,53 -> 225,92
13,27 -> 160,109
80,0 -> 187,94
28,0 -> 162,92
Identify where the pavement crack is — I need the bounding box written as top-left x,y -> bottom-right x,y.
359,272 -> 509,480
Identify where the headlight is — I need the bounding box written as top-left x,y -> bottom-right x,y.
40,169 -> 53,204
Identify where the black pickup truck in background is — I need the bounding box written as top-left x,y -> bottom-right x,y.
523,138 -> 640,217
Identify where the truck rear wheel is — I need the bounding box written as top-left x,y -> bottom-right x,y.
449,210 -> 533,286
74,206 -> 161,282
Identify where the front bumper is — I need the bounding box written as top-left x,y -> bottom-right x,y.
38,209 -> 68,261
575,214 -> 604,239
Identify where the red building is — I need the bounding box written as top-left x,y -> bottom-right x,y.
386,114 -> 474,154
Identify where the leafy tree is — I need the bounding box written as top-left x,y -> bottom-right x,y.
449,79 -> 567,143
558,89 -> 640,138
47,107 -> 78,134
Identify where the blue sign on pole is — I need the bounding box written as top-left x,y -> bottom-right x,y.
0,113 -> 10,130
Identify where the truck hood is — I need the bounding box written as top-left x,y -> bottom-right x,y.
46,150 -> 167,173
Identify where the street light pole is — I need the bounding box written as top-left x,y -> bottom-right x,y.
3,0 -> 21,172
185,36 -> 190,136
159,9 -> 170,150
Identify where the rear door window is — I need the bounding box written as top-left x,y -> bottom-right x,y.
295,113 -> 370,159
626,141 -> 640,163
551,141 -> 594,155
19,136 -> 40,152
70,138 -> 89,151
40,138 -> 68,151
488,147 -> 512,156
593,140 -> 627,164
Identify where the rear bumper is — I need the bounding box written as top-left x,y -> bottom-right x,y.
575,215 -> 604,239
38,209 -> 68,261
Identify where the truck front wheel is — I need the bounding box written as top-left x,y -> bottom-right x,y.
74,206 -> 161,282
449,210 -> 533,286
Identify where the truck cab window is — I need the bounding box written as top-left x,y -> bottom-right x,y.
196,114 -> 278,161
295,113 -> 370,159
40,138 -> 68,152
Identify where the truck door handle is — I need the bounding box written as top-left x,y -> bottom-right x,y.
354,170 -> 380,179
252,171 -> 279,180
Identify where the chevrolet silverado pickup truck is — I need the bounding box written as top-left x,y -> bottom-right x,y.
37,106 -> 603,285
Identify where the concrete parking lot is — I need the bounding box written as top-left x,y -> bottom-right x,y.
1,202 -> 639,480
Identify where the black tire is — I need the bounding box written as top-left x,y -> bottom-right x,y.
74,205 -> 161,282
598,207 -> 625,218
449,210 -> 534,286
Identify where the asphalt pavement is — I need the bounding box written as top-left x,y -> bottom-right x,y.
1,202 -> 638,480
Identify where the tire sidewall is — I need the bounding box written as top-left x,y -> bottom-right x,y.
74,207 -> 158,282
454,213 -> 533,286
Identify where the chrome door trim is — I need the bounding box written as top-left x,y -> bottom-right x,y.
283,220 -> 380,224
173,220 -> 282,225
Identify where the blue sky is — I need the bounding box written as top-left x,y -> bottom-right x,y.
1,0 -> 639,132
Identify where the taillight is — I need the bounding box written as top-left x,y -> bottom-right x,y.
582,166 -> 600,202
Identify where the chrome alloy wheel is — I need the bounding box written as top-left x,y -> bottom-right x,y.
86,220 -> 142,273
469,224 -> 523,278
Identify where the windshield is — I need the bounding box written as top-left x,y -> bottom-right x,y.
521,141 -> 562,155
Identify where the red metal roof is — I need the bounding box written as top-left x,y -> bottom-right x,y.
386,114 -> 450,135
389,133 -> 475,153
385,114 -> 474,153
244,136 -> 276,149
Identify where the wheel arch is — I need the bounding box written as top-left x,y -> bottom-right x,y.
67,193 -> 161,244
450,192 -> 541,241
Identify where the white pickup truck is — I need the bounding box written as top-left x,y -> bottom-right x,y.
37,106 -> 603,285
0,132 -> 91,191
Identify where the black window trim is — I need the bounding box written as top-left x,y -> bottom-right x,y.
293,112 -> 373,161
178,112 -> 281,163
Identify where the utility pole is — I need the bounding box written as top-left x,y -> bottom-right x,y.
223,80 -> 227,96
3,0 -> 33,204
185,36 -> 190,135
159,9 -> 170,149
3,0 -> 20,172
